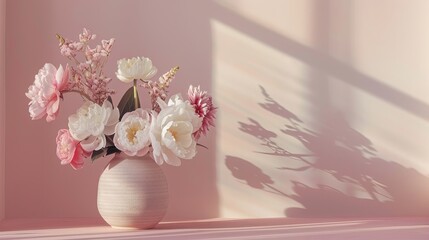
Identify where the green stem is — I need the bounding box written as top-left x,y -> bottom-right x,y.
133,79 -> 139,110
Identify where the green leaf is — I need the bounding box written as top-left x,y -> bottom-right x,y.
91,146 -> 120,162
117,86 -> 141,120
106,146 -> 121,155
197,143 -> 208,149
107,96 -> 113,106
105,135 -> 115,147
91,149 -> 106,162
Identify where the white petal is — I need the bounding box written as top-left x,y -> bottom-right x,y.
94,135 -> 106,151
145,66 -> 157,79
104,105 -> 119,135
116,72 -> 133,83
156,98 -> 168,110
81,136 -> 100,152
104,124 -> 116,136
162,150 -> 181,166
55,65 -> 64,86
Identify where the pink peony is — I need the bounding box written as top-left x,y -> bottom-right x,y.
25,63 -> 69,122
56,129 -> 90,170
188,85 -> 216,139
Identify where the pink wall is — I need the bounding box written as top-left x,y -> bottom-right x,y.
4,0 -> 429,221
0,0 -> 5,222
5,0 -> 216,220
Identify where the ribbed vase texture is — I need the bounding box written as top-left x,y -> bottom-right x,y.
97,153 -> 169,229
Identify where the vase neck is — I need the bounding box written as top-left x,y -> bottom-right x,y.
116,152 -> 152,161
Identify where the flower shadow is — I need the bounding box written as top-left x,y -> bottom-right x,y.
225,155 -> 274,189
228,85 -> 429,217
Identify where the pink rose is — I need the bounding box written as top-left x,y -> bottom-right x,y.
56,129 -> 90,170
25,63 -> 70,122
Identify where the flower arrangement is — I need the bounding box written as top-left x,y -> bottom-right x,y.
25,28 -> 216,169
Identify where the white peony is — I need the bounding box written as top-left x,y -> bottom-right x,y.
150,95 -> 202,166
68,100 -> 119,152
113,109 -> 151,156
116,57 -> 157,83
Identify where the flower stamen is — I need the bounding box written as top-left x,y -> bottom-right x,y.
126,124 -> 140,144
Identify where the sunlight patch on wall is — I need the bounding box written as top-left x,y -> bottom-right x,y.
350,0 -> 429,175
212,0 -> 429,218
213,19 -> 311,218
352,0 -> 429,104
211,19 -> 371,218
353,89 -> 429,175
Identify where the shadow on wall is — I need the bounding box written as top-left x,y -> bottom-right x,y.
226,86 -> 429,218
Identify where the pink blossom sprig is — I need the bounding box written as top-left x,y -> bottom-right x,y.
141,66 -> 180,112
57,28 -> 115,104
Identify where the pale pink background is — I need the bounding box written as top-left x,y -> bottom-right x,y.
0,0 -> 5,222
3,0 -> 429,222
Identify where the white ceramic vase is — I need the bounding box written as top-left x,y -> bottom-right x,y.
97,153 -> 169,229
